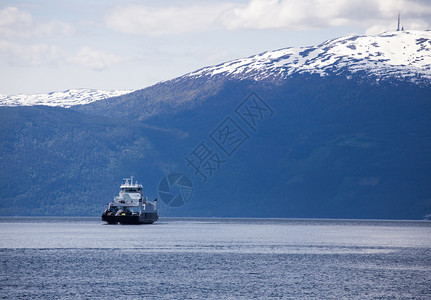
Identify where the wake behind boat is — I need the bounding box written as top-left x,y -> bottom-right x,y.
101,176 -> 158,224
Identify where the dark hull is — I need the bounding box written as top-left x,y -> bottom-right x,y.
102,213 -> 158,224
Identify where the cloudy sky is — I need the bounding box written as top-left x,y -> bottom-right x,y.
1,0 -> 430,95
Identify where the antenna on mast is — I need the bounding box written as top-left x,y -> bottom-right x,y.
397,12 -> 400,31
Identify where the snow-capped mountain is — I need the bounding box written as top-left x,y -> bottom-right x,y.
3,30 -> 431,220
0,88 -> 133,108
186,30 -> 431,83
2,31 -> 429,109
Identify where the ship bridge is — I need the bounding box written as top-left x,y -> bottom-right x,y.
120,176 -> 143,190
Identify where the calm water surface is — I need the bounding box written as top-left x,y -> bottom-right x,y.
1,218 -> 430,299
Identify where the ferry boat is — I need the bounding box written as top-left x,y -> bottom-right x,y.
101,176 -> 158,224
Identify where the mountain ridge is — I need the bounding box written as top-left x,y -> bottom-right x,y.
74,30 -> 431,121
1,30 -> 430,109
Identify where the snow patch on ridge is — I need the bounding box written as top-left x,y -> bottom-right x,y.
186,30 -> 431,83
0,89 -> 133,108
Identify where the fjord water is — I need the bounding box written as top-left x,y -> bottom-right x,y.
1,218 -> 430,299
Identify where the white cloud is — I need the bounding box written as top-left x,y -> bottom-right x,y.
0,7 -> 74,38
105,3 -> 236,35
67,47 -> 128,71
0,39 -> 126,70
219,0 -> 431,31
0,39 -> 61,65
105,0 -> 431,35
205,49 -> 231,65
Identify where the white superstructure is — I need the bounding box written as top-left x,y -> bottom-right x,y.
102,176 -> 158,224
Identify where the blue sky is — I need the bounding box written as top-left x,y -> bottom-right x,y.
1,0 -> 430,94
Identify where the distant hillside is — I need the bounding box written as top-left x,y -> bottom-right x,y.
0,106 -> 169,215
